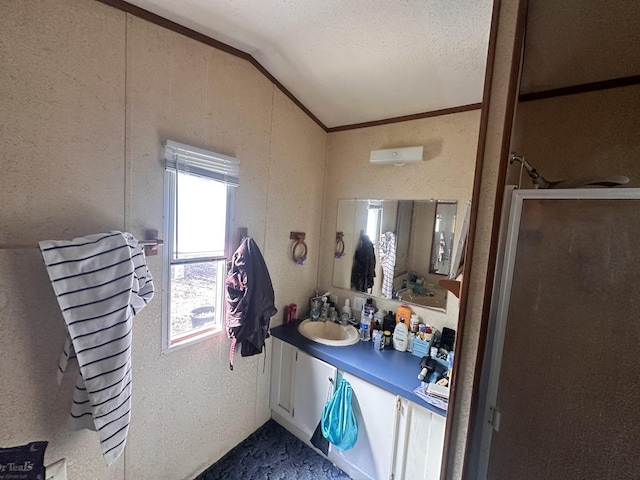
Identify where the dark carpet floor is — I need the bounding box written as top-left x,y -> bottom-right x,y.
194,420 -> 350,480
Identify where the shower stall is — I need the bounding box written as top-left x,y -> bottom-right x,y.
474,187 -> 640,479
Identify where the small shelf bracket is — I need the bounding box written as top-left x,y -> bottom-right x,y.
144,229 -> 163,256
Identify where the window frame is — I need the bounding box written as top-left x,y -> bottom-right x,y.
161,168 -> 234,353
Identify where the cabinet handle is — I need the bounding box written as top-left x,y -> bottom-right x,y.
328,377 -> 334,383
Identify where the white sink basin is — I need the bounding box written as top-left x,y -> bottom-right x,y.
298,319 -> 359,346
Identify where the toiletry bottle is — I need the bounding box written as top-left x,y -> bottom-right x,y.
383,330 -> 392,348
321,300 -> 328,319
310,297 -> 322,320
363,298 -> 376,333
383,310 -> 396,333
393,319 -> 408,351
410,313 -> 419,333
373,330 -> 384,350
363,298 -> 376,318
360,311 -> 371,341
374,311 -> 384,331
396,304 -> 412,326
287,304 -> 297,324
341,299 -> 352,324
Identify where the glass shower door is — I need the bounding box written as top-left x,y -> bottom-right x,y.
480,188 -> 640,480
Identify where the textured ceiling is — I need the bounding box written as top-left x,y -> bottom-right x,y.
122,0 -> 493,128
521,0 -> 640,93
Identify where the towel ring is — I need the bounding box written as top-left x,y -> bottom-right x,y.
290,232 -> 307,265
335,232 -> 345,259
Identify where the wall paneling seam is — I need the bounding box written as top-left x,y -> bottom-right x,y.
123,12 -> 129,480
123,13 -> 132,236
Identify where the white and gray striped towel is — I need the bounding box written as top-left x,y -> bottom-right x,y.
39,231 -> 154,465
379,231 -> 396,299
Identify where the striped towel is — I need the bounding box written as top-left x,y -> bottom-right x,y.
39,231 -> 154,465
379,231 -> 396,299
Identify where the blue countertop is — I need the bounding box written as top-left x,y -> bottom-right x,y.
270,320 -> 446,417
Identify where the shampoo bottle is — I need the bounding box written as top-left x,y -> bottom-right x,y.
383,310 -> 396,333
393,319 -> 408,352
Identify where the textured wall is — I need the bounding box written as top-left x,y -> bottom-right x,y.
0,2 -> 127,479
0,2 -> 513,479
0,1 -> 326,479
519,0 -> 640,93
318,111 -> 481,332
445,1 -> 524,478
509,84 -> 640,188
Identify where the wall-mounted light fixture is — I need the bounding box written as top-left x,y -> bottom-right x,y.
369,146 -> 423,166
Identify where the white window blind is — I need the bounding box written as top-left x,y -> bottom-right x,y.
164,140 -> 240,187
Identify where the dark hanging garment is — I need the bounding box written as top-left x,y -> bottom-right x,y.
225,237 -> 277,369
351,233 -> 376,292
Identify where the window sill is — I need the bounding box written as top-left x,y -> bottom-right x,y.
163,324 -> 224,353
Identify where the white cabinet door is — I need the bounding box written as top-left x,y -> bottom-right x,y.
270,341 -> 445,480
270,338 -> 297,420
394,399 -> 445,480
329,371 -> 398,480
291,350 -> 337,438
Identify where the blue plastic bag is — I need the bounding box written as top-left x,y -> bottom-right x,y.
321,378 -> 358,450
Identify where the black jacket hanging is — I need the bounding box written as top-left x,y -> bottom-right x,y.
351,232 -> 376,293
225,237 -> 277,369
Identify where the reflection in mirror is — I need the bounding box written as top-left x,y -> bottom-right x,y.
430,202 -> 457,275
333,199 -> 457,312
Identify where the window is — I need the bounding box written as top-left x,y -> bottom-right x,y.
366,200 -> 382,246
162,141 -> 239,352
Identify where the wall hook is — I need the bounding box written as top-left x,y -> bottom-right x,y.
289,232 -> 307,265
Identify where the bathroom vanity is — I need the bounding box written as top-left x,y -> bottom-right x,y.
270,321 -> 446,480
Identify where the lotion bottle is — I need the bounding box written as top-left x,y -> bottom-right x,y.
393,319 -> 408,351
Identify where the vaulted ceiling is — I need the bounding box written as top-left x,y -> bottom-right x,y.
122,0 -> 494,129
119,0 -> 640,130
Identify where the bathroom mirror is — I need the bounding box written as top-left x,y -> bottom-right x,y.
333,198 -> 457,312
